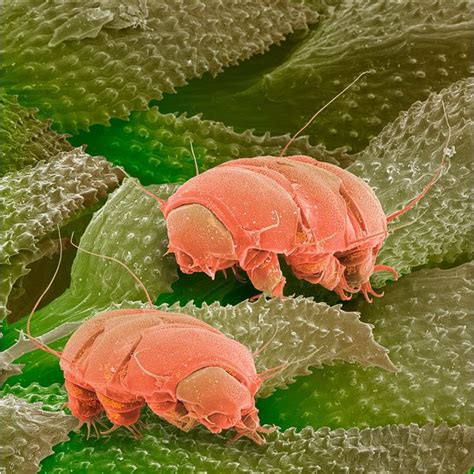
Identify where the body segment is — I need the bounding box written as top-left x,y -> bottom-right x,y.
162,155 -> 396,301
60,308 -> 268,443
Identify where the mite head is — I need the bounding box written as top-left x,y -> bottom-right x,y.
175,366 -> 269,444
165,204 -> 237,277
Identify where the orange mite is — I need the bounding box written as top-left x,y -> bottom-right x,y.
59,307 -> 273,443
161,155 -> 399,302
26,238 -> 277,443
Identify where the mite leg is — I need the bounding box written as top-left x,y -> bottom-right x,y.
240,249 -> 285,297
337,247 -> 397,302
96,393 -> 145,435
64,380 -> 103,422
287,253 -> 356,300
148,400 -> 198,432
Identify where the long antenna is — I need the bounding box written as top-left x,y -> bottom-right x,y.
190,141 -> 199,176
386,99 -> 453,223
121,169 -> 166,206
279,70 -> 374,157
70,235 -> 154,308
26,225 -> 64,358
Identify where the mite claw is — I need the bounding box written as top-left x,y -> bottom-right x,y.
125,424 -> 142,439
91,421 -> 101,438
100,424 -> 121,436
94,418 -> 109,429
249,293 -> 263,302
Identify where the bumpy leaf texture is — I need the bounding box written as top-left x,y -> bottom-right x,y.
1,181 -> 177,383
160,296 -> 396,398
70,107 -> 351,185
259,263 -> 474,430
1,1 -> 473,473
0,149 -> 122,320
158,0 -> 473,153
0,90 -> 71,176
3,383 -> 474,474
350,77 -> 473,287
0,394 -> 76,474
1,0 -> 318,132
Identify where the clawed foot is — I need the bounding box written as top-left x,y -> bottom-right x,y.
249,292 -> 263,302
76,417 -> 142,440
101,423 -> 142,439
231,266 -> 247,283
76,419 -> 102,440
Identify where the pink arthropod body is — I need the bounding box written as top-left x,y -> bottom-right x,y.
138,72 -> 447,302
59,307 -> 270,443
161,155 -> 398,302
26,236 -> 276,444
152,73 -> 449,302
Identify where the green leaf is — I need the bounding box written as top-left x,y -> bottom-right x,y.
161,296 -> 396,398
3,383 -> 473,474
158,0 -> 473,153
258,263 -> 474,430
0,149 -> 122,321
0,394 -> 76,474
0,90 -> 71,176
70,107 -> 350,185
349,77 -> 473,287
2,180 -> 178,343
2,0 -> 318,132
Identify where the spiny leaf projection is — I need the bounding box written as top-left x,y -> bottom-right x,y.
2,180 -> 177,331
2,295 -> 396,395
160,296 -> 396,398
0,91 -> 71,176
158,0 -> 473,153
0,149 -> 122,321
3,383 -> 473,474
259,263 -> 474,430
0,395 -> 76,474
1,181 -> 179,385
1,0 -> 318,132
350,78 -> 473,287
70,107 -> 351,185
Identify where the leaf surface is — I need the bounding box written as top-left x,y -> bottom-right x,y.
0,91 -> 71,176
0,394 -> 76,474
3,382 -> 473,474
350,78 -> 473,286
157,0 -> 473,153
0,150 -> 122,320
2,0 -> 317,132
259,263 -> 474,429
